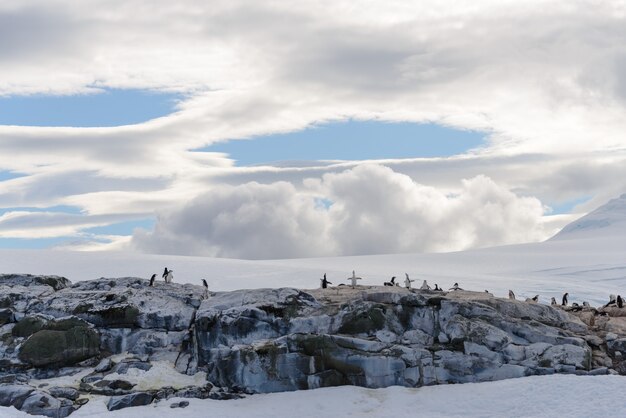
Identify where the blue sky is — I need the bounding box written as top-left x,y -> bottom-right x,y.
0,88 -> 181,127
204,120 -> 485,165
0,89 -> 487,249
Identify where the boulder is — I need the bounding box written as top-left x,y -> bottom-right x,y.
107,392 -> 154,411
48,386 -> 79,401
20,391 -> 74,418
19,323 -> 100,367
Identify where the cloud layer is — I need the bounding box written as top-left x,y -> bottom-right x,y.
2,1 -> 626,255
132,165 -> 556,259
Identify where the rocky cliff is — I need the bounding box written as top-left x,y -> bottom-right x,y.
1,274 -> 625,416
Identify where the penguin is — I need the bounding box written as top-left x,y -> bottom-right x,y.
162,267 -> 170,280
404,274 -> 416,290
419,279 -> 431,291
562,292 -> 569,306
508,290 -> 516,300
449,283 -> 462,291
165,269 -> 174,284
525,295 -> 539,303
321,273 -> 332,289
434,284 -> 442,291
384,276 -> 396,287
603,294 -> 617,308
149,274 -> 156,287
618,295 -> 624,308
583,301 -> 590,308
551,297 -> 557,305
347,271 -> 362,288
201,279 -> 209,298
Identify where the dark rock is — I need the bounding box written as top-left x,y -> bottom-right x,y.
75,397 -> 89,406
110,360 -> 152,374
170,400 -> 190,408
154,386 -> 176,400
94,379 -> 135,391
107,392 -> 154,411
12,316 -> 47,338
0,309 -> 14,326
174,385 -> 211,399
19,326 -> 100,367
81,373 -> 104,384
48,386 -> 79,401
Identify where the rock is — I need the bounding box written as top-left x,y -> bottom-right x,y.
20,391 -> 74,418
94,358 -> 114,373
94,379 -> 135,391
18,323 -> 100,367
0,384 -> 34,409
170,400 -> 190,408
0,309 -> 14,326
109,359 -> 153,374
107,392 -> 154,411
48,386 -> 79,401
42,277 -> 204,332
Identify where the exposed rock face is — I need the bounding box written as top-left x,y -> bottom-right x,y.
1,273 -> 626,416
18,317 -> 100,367
195,288 -> 596,392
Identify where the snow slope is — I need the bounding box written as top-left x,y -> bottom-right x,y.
1,227 -> 625,305
2,375 -> 624,418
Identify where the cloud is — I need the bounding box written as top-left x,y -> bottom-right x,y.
132,165 -> 558,259
2,1 -> 626,251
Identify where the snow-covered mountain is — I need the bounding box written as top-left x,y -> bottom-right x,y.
552,194 -> 626,240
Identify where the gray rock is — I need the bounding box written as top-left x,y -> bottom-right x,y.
107,392 -> 154,411
20,391 -> 74,418
170,400 -> 190,408
0,384 -> 34,409
94,358 -> 113,373
48,386 -> 79,401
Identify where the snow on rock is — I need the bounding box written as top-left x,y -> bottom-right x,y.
195,286 -> 622,393
1,274 -> 626,416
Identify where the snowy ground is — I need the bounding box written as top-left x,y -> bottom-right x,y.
2,202 -> 626,417
2,374 -> 625,418
1,233 -> 625,306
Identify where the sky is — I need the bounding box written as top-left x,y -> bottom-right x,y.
1,0 -> 626,259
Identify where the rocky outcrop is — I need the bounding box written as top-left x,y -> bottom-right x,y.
1,273 -> 626,416
195,288 -> 598,392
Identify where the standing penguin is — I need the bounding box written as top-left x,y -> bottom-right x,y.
508,290 -> 516,300
149,274 -> 156,287
162,267 -> 170,280
562,292 -> 569,306
321,274 -> 332,289
618,295 -> 624,308
551,297 -> 557,305
347,271 -> 362,289
419,279 -> 431,290
165,269 -> 174,284
404,274 -> 416,289
201,279 -> 209,298
433,284 -> 442,291
449,283 -> 462,291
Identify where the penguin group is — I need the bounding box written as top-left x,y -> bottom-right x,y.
147,268 -> 173,286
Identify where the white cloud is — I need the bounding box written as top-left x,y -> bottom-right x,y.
2,1 -> 626,254
132,165 -> 559,259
